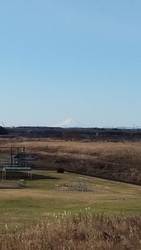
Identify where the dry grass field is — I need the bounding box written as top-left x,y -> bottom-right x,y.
1,210 -> 141,249
1,138 -> 141,183
1,138 -> 141,249
0,170 -> 141,249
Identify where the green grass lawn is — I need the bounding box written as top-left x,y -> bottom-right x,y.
0,170 -> 141,232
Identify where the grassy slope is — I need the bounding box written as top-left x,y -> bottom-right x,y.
1,139 -> 141,248
0,170 -> 141,232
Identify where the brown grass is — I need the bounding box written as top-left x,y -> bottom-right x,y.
1,138 -> 141,183
1,212 -> 141,249
1,139 -> 141,248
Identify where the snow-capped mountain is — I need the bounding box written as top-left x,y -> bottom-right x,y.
53,118 -> 85,128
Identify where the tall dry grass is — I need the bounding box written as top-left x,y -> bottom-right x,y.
1,138 -> 141,163
1,138 -> 141,182
1,211 -> 141,249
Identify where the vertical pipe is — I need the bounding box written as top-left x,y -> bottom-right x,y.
11,147 -> 13,167
18,148 -> 19,166
23,147 -> 25,167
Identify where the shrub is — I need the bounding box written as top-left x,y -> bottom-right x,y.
57,167 -> 65,173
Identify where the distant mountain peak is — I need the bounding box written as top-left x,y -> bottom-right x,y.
53,118 -> 85,128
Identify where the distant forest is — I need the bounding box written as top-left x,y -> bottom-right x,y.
0,126 -> 8,135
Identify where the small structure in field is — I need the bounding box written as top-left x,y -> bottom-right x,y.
94,184 -> 111,192
72,177 -> 90,191
0,147 -> 35,180
55,176 -> 91,192
17,179 -> 26,188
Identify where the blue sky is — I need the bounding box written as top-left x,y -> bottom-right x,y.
0,0 -> 141,127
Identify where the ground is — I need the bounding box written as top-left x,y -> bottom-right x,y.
0,170 -> 141,233
0,138 -> 141,233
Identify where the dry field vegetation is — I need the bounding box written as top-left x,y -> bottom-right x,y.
1,170 -> 141,231
1,212 -> 141,250
1,138 -> 141,182
1,138 -> 141,249
1,173 -> 141,250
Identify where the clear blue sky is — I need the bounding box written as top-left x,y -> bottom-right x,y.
0,0 -> 141,127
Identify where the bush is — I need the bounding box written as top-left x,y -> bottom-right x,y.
57,167 -> 65,173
